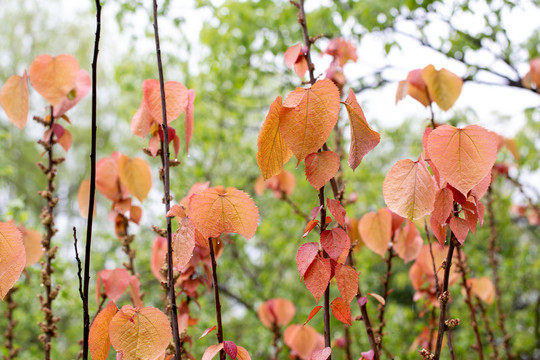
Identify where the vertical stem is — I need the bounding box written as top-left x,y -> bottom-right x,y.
476,299 -> 500,360
433,236 -> 456,359
152,0 -> 181,358
376,248 -> 394,351
343,325 -> 352,360
209,238 -> 225,360
318,186 -> 332,353
424,220 -> 440,297
82,2 -> 101,359
270,324 -> 283,360
3,287 -> 19,360
456,247 -> 484,359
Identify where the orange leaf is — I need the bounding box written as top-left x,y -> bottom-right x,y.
305,151 -> 340,190
189,186 -> 259,239
109,305 -> 171,360
258,298 -> 296,328
367,293 -> 385,305
284,324 -> 319,359
202,344 -> 224,360
28,54 -> 79,106
129,206 -> 142,224
237,346 -> 251,360
257,96 -> 292,179
185,89 -> 195,153
330,297 -> 351,325
406,69 -> 430,107
303,305 -> 323,325
96,156 -> 123,201
358,209 -> 392,257
89,301 -> 118,360
428,125 -> 498,196
421,65 -> 463,111
0,221 -> 25,300
468,277 -> 495,305
173,217 -> 196,270
335,264 -> 359,304
284,44 -> 303,70
20,228 -> 43,267
432,188 -> 453,224
394,220 -> 422,263
327,199 -> 346,228
320,228 -> 350,260
117,155 -> 152,202
530,58 -> 540,87
303,219 -> 319,238
53,69 -> 91,118
280,79 -> 340,163
430,216 -> 447,247
57,128 -> 72,152
130,101 -> 154,138
142,79 -> 188,124
0,72 -> 29,130
296,242 -> 319,278
77,179 -> 96,218
383,158 -> 436,220
304,257 -> 331,302
199,325 -> 217,339
324,38 -> 358,66
344,89 -> 380,170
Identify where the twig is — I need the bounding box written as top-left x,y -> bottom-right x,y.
376,247 -> 394,351
73,227 -> 84,302
81,2 -> 101,359
3,287 -> 19,360
281,193 -> 310,221
456,247 -> 484,359
424,220 -> 440,297
476,299 -> 500,360
270,323 -> 283,360
344,325 -> 352,360
209,238 -> 225,360
152,0 -> 182,358
217,284 -> 256,316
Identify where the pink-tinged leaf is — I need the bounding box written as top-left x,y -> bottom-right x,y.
151,237 -> 167,282
280,79 -> 340,163
387,208 -> 405,234
283,87 -> 306,108
129,206 -> 142,225
128,277 -> 143,308
284,44 -> 303,69
0,72 -> 29,129
28,54 -> 79,106
167,204 -> 187,219
109,306 -> 171,360
395,80 -> 409,105
189,186 -> 259,240
303,219 -> 319,238
284,324 -> 319,359
77,179 -> 96,218
143,79 -> 188,123
96,156 -> 122,201
361,349 -> 375,360
199,326 -> 217,339
258,298 -> 296,328
330,297 -> 351,325
117,155 -> 152,202
130,101 -> 154,138
311,206 -> 323,220
147,131 -> 160,157
432,188 -> 453,224
358,209 -> 392,257
305,151 -> 340,190
449,216 -> 469,244
405,69 -> 430,107
327,199 -> 346,228
96,268 -> 131,303
335,264 -> 359,304
358,296 -> 368,307
257,96 -> 292,179
223,341 -> 237,359
57,128 -> 72,152
428,125 -> 498,196
54,69 -> 91,117
421,65 -> 463,111
383,158 -> 436,220
89,301 -> 118,360
320,228 -> 350,260
367,293 -> 385,305
464,204 -> 479,233
471,172 -> 491,201
202,344 -> 225,360
311,347 -> 331,360
304,257 -> 332,302
173,135 -> 180,158
296,242 -> 319,278
304,305 -> 323,325
236,346 -> 251,360
430,216 -> 447,247
185,89 -> 195,153
173,216 -> 196,270
0,221 -> 25,300
344,89 -> 380,170
324,38 -> 358,66
393,220 -> 422,263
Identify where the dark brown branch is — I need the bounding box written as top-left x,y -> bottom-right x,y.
476,299 -> 500,360
82,2 -> 101,359
152,1 -> 182,358
270,323 -> 283,360
424,220 -> 440,297
376,247 -> 394,351
209,238 -> 226,360
73,227 -> 84,302
343,325 -> 353,360
456,247 -> 484,359
3,287 -> 19,360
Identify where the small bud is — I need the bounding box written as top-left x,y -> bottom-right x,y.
445,318 -> 460,330
419,348 -> 435,359
439,290 -> 450,304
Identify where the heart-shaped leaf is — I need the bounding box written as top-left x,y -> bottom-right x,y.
0,72 -> 29,129
0,221 -> 25,299
28,54 -> 79,106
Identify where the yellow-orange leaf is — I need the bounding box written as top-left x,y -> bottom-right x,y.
0,221 -> 25,300
427,125 -> 498,196
77,179 -> 96,218
237,346 -> 251,360
468,277 -> 495,305
305,151 -> 340,190
0,72 -> 29,130
344,89 -> 380,170
393,220 -> 422,263
202,344 -> 224,360
421,65 -> 463,111
279,79 -> 340,163
109,305 -> 171,360
20,228 -> 43,267
383,158 -> 436,220
143,79 -> 188,124
117,155 -> 152,202
358,209 -> 392,257
173,216 -> 196,270
189,186 -> 259,239
28,54 -> 79,106
89,301 -> 118,360
257,96 -> 292,179
284,324 -> 319,359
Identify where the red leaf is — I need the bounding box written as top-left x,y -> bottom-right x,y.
296,242 -> 319,278
430,216 -> 447,247
304,257 -> 331,302
320,228 -> 350,260
223,341 -> 237,359
305,151 -> 340,190
304,305 -> 323,325
449,216 -> 469,244
199,326 -> 217,339
327,199 -> 346,228
335,264 -> 359,304
303,220 -> 319,239
96,268 -> 131,303
284,44 -> 302,70
330,297 -> 351,325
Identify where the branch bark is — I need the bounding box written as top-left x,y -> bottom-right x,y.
209,238 -> 226,360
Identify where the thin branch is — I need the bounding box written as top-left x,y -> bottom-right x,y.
3,287 -> 19,360
343,325 -> 353,360
73,227 -> 84,302
209,238 -> 226,360
281,193 -> 310,221
476,299 -> 500,360
424,220 -> 440,297
217,284 -> 256,316
376,247 -> 394,351
152,0 -> 182,358
270,323 -> 283,360
82,2 -> 101,359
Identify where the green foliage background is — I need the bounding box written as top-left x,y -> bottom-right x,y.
0,0 -> 539,359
